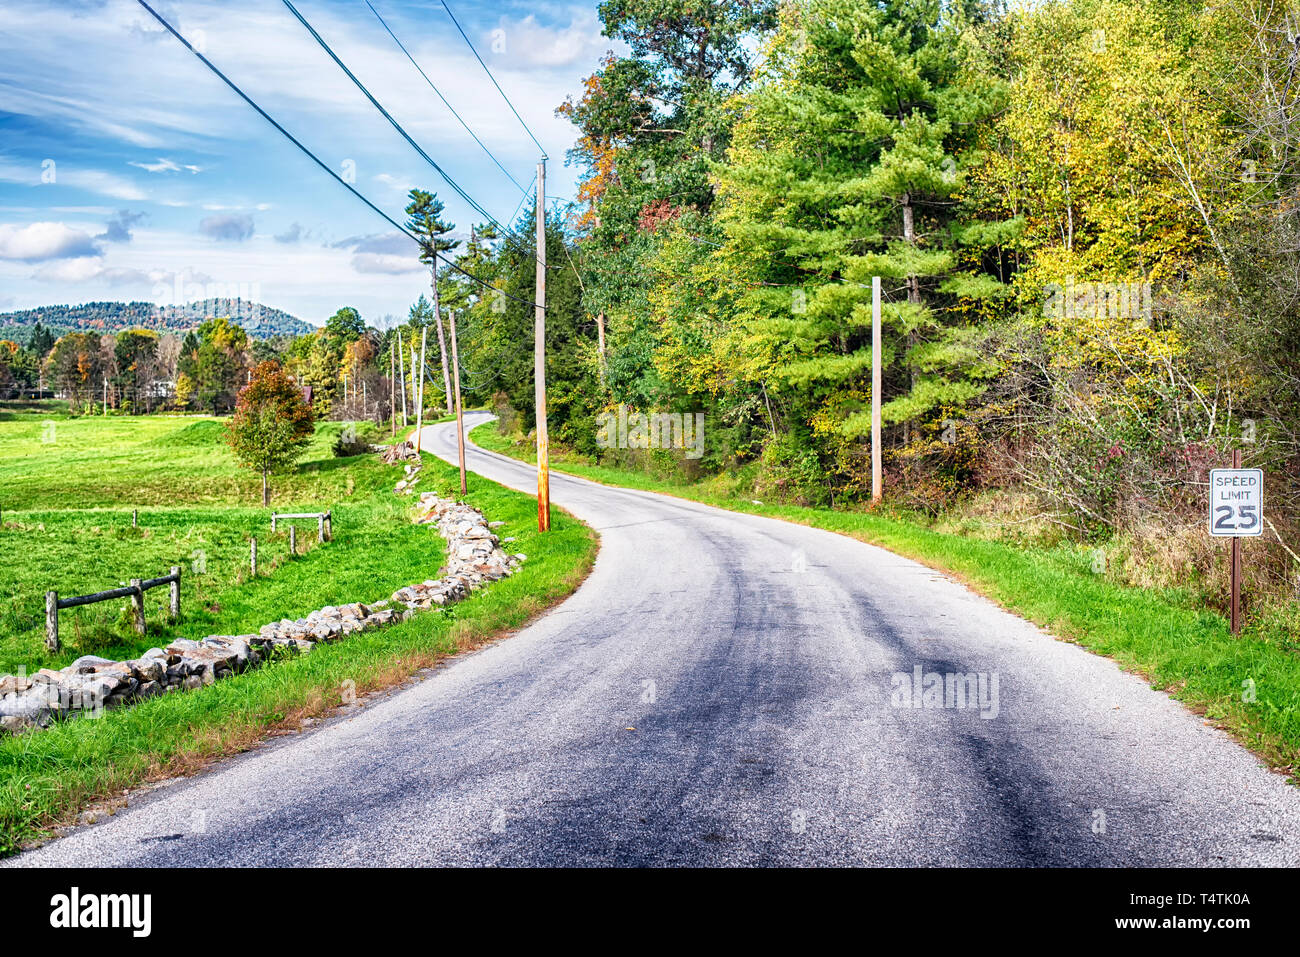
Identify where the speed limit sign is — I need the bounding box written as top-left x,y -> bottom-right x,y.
1209,468 -> 1264,537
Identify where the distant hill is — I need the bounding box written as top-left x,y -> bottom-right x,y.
0,299 -> 314,343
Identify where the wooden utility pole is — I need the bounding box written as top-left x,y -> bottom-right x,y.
432,277 -> 453,416
596,311 -> 607,386
390,343 -> 396,436
396,328 -> 409,429
871,276 -> 883,504
410,344 -> 418,433
535,159 -> 551,532
417,326 -> 428,448
449,309 -> 467,496
1231,447 -> 1242,635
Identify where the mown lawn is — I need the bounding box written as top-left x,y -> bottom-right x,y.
0,408 -> 597,854
471,420 -> 1300,781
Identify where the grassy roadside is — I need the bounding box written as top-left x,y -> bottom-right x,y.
470,421 -> 1300,781
0,446 -> 597,856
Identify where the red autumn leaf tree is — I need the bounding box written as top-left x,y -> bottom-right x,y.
225,360 -> 315,505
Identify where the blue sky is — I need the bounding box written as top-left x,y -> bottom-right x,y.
0,0 -> 618,327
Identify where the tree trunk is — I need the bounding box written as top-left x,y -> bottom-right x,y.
431,267 -> 453,414
262,469 -> 269,506
396,327 -> 409,427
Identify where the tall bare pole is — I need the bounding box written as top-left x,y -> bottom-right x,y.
389,343 -> 395,436
535,159 -> 551,532
396,328 -> 409,429
431,269 -> 453,414
415,326 -> 427,451
449,309 -> 467,496
596,311 -> 607,386
871,275 -> 882,504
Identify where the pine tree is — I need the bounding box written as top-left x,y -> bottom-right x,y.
715,0 -> 1008,464
405,189 -> 459,414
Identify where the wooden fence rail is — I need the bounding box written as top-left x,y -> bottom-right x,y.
45,566 -> 181,653
270,510 -> 332,542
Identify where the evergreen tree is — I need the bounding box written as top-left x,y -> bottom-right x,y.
405,189 -> 458,413
715,0 -> 1008,476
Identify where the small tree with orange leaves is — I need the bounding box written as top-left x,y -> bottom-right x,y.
225,360 -> 315,505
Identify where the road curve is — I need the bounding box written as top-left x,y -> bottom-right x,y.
9,410 -> 1300,866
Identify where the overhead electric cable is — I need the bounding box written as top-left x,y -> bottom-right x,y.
438,0 -> 547,159
282,0 -> 536,256
364,0 -> 529,197
134,0 -> 541,309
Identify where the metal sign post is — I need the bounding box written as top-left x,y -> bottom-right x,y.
1208,450 -> 1263,635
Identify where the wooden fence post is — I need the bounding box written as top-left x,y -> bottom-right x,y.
169,566 -> 181,620
250,537 -> 258,576
289,525 -> 296,556
45,590 -> 58,652
130,579 -> 145,635
271,514 -> 278,533
318,515 -> 325,544
132,509 -> 138,528
326,511 -> 332,541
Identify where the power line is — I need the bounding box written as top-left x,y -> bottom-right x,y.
133,0 -> 541,310
282,0 -> 535,256
364,0 -> 529,197
438,0 -> 547,159
506,172 -> 536,230
287,0 -> 557,278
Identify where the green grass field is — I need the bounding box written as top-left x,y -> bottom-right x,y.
471,420 -> 1300,780
0,405 -> 597,853
0,407 -> 430,673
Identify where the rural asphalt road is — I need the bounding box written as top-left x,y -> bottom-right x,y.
9,410 -> 1300,866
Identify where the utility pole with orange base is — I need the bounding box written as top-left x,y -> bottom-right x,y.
535,158 -> 550,532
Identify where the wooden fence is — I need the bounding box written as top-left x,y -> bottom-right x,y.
45,567 -> 181,653
271,510 -> 332,543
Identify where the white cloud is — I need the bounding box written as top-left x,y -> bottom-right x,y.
31,258 -> 151,284
374,172 -> 414,194
492,11 -> 608,68
352,253 -> 423,275
0,222 -> 101,262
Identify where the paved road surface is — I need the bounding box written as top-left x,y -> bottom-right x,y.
9,411 -> 1300,866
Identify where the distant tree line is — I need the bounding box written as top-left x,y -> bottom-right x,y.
0,299 -> 311,342
0,303 -> 458,425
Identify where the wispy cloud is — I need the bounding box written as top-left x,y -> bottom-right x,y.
32,259 -> 151,285
199,213 -> 254,241
275,222 -> 306,244
97,209 -> 145,243
129,157 -> 203,174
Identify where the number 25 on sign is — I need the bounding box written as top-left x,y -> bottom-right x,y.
1209,463 -> 1263,636
1209,468 -> 1263,537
